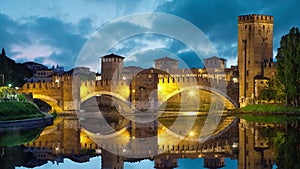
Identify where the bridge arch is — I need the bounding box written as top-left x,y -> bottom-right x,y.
32,94 -> 63,112
160,86 -> 238,109
80,91 -> 129,104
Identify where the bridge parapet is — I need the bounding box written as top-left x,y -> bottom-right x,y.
22,81 -> 61,90
80,79 -> 131,103
81,79 -> 130,87
158,76 -> 211,86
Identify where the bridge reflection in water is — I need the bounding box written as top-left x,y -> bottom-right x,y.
2,111 -> 291,169
19,111 -> 239,169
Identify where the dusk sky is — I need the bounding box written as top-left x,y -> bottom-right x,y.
0,0 -> 299,72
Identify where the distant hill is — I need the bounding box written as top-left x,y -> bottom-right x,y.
0,48 -> 33,87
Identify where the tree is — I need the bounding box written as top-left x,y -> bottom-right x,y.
0,48 -> 10,84
258,76 -> 285,103
276,27 -> 300,107
0,47 -> 33,87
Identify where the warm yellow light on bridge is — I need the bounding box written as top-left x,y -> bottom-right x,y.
188,131 -> 195,137
189,90 -> 195,96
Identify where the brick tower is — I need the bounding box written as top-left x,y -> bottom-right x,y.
100,53 -> 124,80
237,14 -> 274,107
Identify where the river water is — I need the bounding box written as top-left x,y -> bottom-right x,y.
1,111 -> 299,169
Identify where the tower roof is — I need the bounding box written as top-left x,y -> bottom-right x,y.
154,57 -> 178,62
204,56 -> 226,61
101,53 -> 124,59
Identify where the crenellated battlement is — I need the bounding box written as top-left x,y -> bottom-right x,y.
238,14 -> 273,24
158,76 -> 211,85
22,81 -> 61,90
263,60 -> 276,69
80,79 -> 130,87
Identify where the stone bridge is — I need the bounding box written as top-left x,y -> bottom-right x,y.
20,71 -> 238,113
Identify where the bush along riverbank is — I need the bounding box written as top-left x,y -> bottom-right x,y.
0,101 -> 45,121
229,104 -> 300,115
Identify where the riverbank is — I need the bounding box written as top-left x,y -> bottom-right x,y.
0,115 -> 53,130
0,101 -> 45,121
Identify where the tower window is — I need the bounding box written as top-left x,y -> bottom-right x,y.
245,25 -> 247,29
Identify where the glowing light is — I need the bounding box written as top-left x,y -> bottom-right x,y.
8,84 -> 12,88
189,131 -> 194,137
189,90 -> 195,96
232,77 -> 238,83
182,112 -> 197,116
55,79 -> 59,83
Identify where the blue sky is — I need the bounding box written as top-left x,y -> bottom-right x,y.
0,0 -> 299,72
16,156 -> 238,169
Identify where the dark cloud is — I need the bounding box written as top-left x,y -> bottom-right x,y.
0,14 -> 90,70
0,14 -> 31,48
155,0 -> 300,65
1,0 -> 300,71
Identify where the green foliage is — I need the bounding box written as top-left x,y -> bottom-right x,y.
258,76 -> 285,103
276,27 -> 300,106
239,104 -> 300,113
274,128 -> 300,169
0,128 -> 43,146
250,120 -> 300,169
17,94 -> 27,102
0,101 -> 44,121
0,86 -> 14,98
241,115 -> 300,123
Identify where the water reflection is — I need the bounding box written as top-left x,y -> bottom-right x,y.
1,113 -> 299,168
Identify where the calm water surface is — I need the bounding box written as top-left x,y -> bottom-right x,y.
1,111 -> 298,169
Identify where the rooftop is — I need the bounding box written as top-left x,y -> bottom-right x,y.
154,56 -> 178,62
101,53 -> 124,59
203,56 -> 227,61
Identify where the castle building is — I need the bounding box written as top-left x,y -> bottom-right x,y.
154,57 -> 178,73
100,53 -> 124,80
237,14 -> 275,106
204,56 -> 226,70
